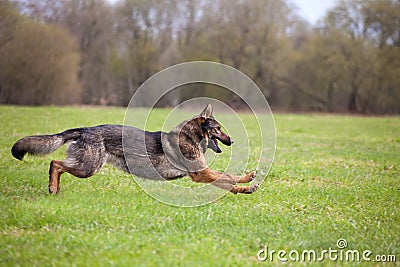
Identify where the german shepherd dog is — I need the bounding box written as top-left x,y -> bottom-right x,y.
11,104 -> 258,195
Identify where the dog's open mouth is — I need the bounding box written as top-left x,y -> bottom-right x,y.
213,138 -> 222,153
209,137 -> 222,153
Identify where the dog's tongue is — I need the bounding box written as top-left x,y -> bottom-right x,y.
214,138 -> 222,153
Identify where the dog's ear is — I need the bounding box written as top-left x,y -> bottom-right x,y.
199,103 -> 213,118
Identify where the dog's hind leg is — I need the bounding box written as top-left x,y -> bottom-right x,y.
48,139 -> 107,194
48,155 -> 106,194
49,160 -> 66,194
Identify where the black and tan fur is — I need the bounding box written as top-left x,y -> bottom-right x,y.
11,104 -> 258,195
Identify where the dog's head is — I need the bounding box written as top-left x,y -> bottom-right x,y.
197,104 -> 234,153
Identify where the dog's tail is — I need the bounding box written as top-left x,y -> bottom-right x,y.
11,128 -> 84,160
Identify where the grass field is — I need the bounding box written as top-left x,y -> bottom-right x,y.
1,106 -> 399,266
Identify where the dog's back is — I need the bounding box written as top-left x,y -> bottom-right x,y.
11,124 -> 188,180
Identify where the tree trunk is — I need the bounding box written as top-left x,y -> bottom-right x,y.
348,82 -> 359,112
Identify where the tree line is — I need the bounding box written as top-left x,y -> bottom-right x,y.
0,0 -> 399,113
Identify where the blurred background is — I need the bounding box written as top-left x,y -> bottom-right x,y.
0,0 -> 399,114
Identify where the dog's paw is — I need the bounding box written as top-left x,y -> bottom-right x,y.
249,171 -> 257,181
239,171 -> 257,183
248,183 -> 259,193
48,186 -> 59,195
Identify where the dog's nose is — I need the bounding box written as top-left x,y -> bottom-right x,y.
230,138 -> 234,144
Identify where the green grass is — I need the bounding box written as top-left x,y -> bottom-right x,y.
1,106 -> 399,266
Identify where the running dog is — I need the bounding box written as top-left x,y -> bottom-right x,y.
11,104 -> 258,194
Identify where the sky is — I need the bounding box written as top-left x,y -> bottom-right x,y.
291,0 -> 337,24
107,0 -> 337,25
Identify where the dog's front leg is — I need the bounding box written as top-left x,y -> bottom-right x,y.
232,171 -> 257,183
228,184 -> 259,194
188,168 -> 219,183
188,168 -> 258,194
